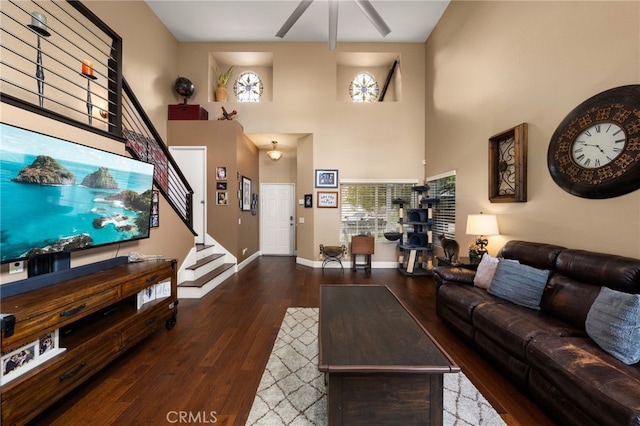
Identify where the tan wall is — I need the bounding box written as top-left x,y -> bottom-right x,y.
425,0 -> 640,258
296,134 -> 315,259
178,42 -> 427,262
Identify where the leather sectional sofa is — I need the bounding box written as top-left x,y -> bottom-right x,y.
434,240 -> 640,426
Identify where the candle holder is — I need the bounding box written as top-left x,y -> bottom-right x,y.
80,72 -> 97,125
27,11 -> 51,108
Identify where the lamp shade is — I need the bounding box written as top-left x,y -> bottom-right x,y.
466,213 -> 499,236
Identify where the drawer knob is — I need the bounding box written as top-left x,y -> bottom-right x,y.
146,274 -> 159,283
59,303 -> 86,317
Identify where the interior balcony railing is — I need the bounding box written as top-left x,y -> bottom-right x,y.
0,0 -> 195,235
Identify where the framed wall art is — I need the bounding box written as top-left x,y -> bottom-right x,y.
216,166 -> 227,181
488,123 -> 527,203
315,169 -> 339,188
317,191 -> 338,208
241,176 -> 252,211
304,194 -> 313,208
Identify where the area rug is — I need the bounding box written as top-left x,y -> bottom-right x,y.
246,308 -> 506,426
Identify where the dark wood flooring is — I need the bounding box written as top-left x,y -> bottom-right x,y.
31,257 -> 557,425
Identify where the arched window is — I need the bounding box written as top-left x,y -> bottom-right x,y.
233,71 -> 263,102
349,73 -> 379,102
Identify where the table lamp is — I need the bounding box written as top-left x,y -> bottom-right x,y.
466,212 -> 499,257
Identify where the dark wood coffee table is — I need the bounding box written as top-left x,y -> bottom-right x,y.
318,285 -> 459,425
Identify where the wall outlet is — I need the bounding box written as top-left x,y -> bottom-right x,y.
9,261 -> 24,274
299,217 -> 305,223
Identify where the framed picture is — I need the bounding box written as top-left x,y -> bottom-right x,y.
216,191 -> 228,205
241,176 -> 252,211
216,166 -> 227,181
216,182 -> 227,190
317,191 -> 338,208
488,123 -> 527,203
150,189 -> 159,228
315,169 -> 339,188
304,194 -> 313,208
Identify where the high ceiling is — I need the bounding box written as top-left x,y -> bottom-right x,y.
146,0 -> 450,152
146,1 -> 450,44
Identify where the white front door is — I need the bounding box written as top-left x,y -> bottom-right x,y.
261,183 -> 295,255
169,146 -> 206,244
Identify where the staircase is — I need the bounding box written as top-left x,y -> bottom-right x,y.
177,243 -> 236,299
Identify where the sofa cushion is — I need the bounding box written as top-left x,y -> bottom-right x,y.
473,254 -> 500,289
499,240 -> 565,270
437,283 -> 499,324
473,302 -> 584,361
488,260 -> 550,310
541,274 -> 601,330
555,249 -> 640,293
585,287 -> 640,365
527,335 -> 640,426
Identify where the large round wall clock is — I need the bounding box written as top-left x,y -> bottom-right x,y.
547,84 -> 640,199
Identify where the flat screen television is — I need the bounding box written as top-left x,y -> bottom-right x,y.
0,123 -> 155,274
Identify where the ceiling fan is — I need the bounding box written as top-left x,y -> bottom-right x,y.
275,0 -> 391,50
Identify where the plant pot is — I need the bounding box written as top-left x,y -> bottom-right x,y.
215,86 -> 228,102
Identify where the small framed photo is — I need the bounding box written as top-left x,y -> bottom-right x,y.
216,166 -> 227,181
217,191 -> 228,205
315,169 -> 339,188
317,191 -> 338,208
150,189 -> 159,228
216,182 -> 227,190
241,176 -> 252,211
304,194 -> 313,208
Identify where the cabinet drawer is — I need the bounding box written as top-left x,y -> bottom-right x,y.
120,304 -> 169,351
120,264 -> 173,298
1,333 -> 119,425
2,288 -> 120,352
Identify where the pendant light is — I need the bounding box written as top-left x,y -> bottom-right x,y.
267,141 -> 283,161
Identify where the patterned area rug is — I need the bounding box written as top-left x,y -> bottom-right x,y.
247,308 -> 506,426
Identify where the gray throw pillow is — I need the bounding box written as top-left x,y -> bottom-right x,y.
585,287 -> 640,365
488,260 -> 549,310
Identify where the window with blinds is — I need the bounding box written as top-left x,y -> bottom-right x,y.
340,182 -> 415,242
426,171 -> 456,246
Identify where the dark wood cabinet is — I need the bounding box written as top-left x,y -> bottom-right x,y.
0,260 -> 178,426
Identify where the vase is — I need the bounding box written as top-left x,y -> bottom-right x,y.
215,86 -> 228,102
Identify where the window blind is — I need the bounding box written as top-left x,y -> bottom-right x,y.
340,182 -> 415,242
426,171 -> 456,246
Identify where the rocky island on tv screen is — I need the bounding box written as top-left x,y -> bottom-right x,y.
0,123 -> 155,264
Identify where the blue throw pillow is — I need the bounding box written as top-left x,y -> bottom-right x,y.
585,287 -> 640,365
488,260 -> 549,310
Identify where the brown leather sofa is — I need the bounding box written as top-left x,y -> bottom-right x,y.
434,240 -> 640,426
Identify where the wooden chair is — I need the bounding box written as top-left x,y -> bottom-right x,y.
351,235 -> 375,271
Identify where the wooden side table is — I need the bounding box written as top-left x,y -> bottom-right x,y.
351,235 -> 374,271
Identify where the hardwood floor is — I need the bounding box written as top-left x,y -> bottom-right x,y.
31,257 -> 556,425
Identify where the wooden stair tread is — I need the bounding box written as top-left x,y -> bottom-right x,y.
179,263 -> 235,288
196,243 -> 214,252
186,253 -> 225,270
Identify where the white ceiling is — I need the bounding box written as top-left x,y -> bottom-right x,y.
146,0 -> 450,151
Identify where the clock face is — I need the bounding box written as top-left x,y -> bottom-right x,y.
570,122 -> 626,169
547,85 -> 640,199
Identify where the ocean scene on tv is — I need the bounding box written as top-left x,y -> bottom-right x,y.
0,123 -> 155,263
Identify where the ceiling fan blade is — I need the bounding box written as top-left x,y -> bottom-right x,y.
328,0 -> 339,50
353,0 -> 391,37
275,0 -> 314,38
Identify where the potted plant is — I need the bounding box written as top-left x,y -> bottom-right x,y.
214,65 -> 233,102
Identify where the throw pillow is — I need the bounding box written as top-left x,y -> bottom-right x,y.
585,287 -> 640,365
488,260 -> 550,310
473,254 -> 500,289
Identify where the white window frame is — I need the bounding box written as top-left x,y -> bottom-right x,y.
425,170 -> 456,247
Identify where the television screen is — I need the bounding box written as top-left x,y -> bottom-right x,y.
0,123 -> 155,264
